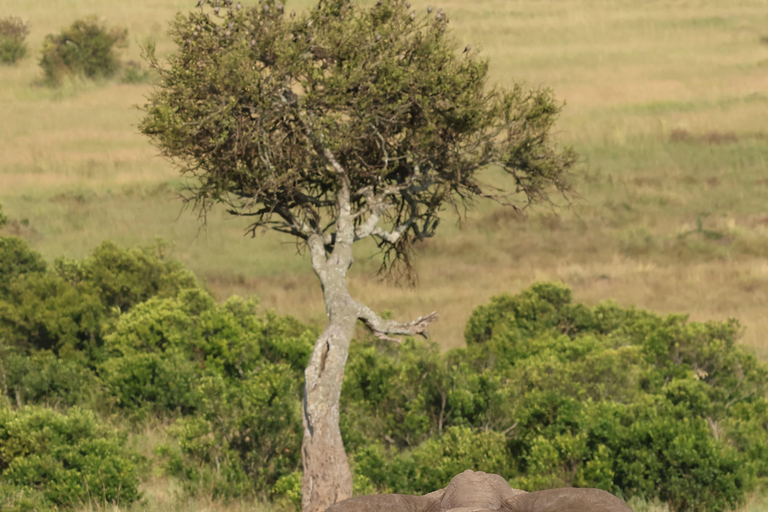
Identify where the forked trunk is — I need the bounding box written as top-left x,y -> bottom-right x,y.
302,265 -> 356,512
300,176 -> 436,512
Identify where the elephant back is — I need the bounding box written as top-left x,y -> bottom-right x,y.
325,493 -> 433,512
504,488 -> 634,512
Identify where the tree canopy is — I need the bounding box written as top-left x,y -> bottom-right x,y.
140,0 -> 576,279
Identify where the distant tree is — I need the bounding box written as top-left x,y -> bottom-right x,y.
0,16 -> 29,64
140,0 -> 576,510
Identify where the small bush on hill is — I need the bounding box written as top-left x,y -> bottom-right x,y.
39,16 -> 127,84
0,201 -> 7,226
0,16 -> 28,64
0,406 -> 140,510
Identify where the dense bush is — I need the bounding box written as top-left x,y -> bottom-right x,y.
0,236 -> 47,295
0,238 -> 204,407
100,292 -> 313,416
145,282 -> 766,511
1,236 -> 765,512
39,16 -> 127,84
0,16 -> 28,64
106,294 -> 314,495
159,364 -> 303,498
0,406 -> 140,511
338,283 -> 767,511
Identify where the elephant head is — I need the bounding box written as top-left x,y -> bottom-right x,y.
325,470 -> 634,512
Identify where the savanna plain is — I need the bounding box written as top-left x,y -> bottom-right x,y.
1,0 -> 768,511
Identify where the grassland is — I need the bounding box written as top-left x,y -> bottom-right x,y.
1,0 -> 767,357
2,1 -> 768,508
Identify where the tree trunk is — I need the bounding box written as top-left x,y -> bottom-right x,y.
299,172 -> 436,512
302,264 -> 356,512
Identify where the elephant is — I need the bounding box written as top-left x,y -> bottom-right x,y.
325,470 -> 634,512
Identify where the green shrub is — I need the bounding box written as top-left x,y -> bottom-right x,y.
0,481 -> 56,512
100,292 -> 309,415
0,16 -> 28,64
0,201 -> 7,226
39,16 -> 127,84
0,270 -> 105,358
341,338 -> 446,451
0,406 -> 141,509
336,283 -> 766,512
721,399 -> 768,479
0,237 -> 47,296
392,426 -> 510,495
0,346 -> 99,408
272,471 -> 302,511
55,240 -> 201,314
2,242 -> 764,512
0,239 -> 206,407
158,365 -> 303,497
0,240 -> 203,359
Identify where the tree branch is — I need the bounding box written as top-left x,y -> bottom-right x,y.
369,223 -> 412,244
353,174 -> 435,242
307,233 -> 328,276
287,101 -> 356,256
353,186 -> 390,240
355,303 -> 439,342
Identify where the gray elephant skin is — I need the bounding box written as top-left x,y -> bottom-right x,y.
325,470 -> 634,512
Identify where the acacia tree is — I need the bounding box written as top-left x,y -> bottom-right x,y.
140,0 -> 576,510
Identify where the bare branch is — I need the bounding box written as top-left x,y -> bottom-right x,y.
356,302 -> 439,342
353,186 -> 391,240
370,222 -> 412,244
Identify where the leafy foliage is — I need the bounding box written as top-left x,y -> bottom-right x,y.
39,16 -> 127,84
107,294 -> 313,495
0,16 -> 28,64
55,240 -> 200,314
100,292 -> 313,416
340,282 -> 766,511
161,364 -> 303,498
1,236 -> 764,512
0,406 -> 140,510
0,238 -> 204,407
0,237 -> 47,296
140,0 -> 575,278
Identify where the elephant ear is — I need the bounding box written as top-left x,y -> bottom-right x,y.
325,494 -> 432,512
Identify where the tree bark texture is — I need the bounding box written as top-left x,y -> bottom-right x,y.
301,265 -> 357,512
301,150 -> 437,512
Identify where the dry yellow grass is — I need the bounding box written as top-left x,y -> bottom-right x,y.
1,0 -> 767,360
